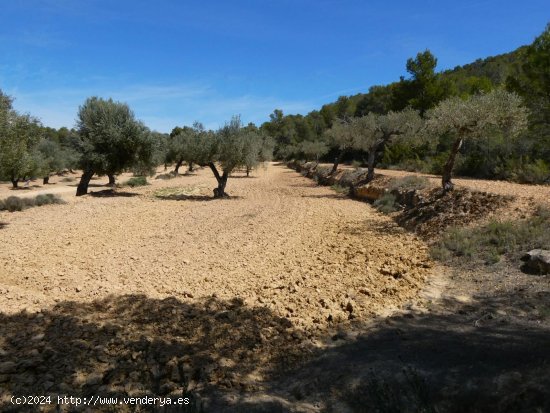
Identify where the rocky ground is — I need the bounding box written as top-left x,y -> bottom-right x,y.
0,164 -> 434,412
0,164 -> 548,412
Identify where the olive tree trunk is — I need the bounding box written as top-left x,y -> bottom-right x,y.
76,169 -> 94,196
174,159 -> 183,175
366,150 -> 377,183
188,162 -> 194,173
208,163 -> 229,198
442,137 -> 463,191
11,178 -> 19,189
43,176 -> 50,185
331,151 -> 345,175
107,174 -> 116,186
349,145 -> 380,197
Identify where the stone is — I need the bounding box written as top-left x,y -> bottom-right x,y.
354,184 -> 387,201
0,361 -> 16,374
521,249 -> 550,274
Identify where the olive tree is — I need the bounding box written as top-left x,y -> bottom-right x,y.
300,140 -> 329,162
184,116 -> 273,197
0,91 -> 43,188
324,118 -> 355,174
167,122 -> 205,174
352,108 -> 422,183
426,89 -> 528,191
74,97 -> 153,196
36,139 -> 74,184
242,130 -> 274,176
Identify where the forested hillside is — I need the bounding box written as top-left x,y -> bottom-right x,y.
260,25 -> 550,184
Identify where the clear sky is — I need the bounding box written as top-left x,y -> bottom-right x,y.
1,1 -> 548,132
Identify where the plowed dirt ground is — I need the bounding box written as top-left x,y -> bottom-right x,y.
1,164 -> 548,413
0,164 -> 430,321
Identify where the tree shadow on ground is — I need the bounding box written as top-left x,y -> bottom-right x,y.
287,182 -> 319,189
8,186 -> 40,191
155,194 -> 216,202
0,295 -> 314,413
155,194 -> 242,202
89,190 -> 140,198
67,183 -> 111,188
276,292 -> 550,413
0,222 -> 7,230
300,194 -> 348,200
0,292 -> 548,412
229,176 -> 258,179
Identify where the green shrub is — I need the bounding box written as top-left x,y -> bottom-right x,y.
0,194 -> 65,212
316,165 -> 332,176
394,158 -> 432,174
3,196 -> 25,212
35,194 -> 64,206
373,193 -> 399,214
389,176 -> 430,191
517,159 -> 550,184
431,206 -> 550,264
428,152 -> 451,175
351,160 -> 362,170
125,176 -> 148,187
60,176 -> 75,183
331,184 -> 349,195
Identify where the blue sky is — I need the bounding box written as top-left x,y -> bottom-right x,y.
1,1 -> 548,132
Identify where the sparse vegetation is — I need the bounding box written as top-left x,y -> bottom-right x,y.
154,185 -> 207,198
389,175 -> 430,191
0,194 -> 65,212
342,367 -> 440,413
431,206 -> 550,264
331,184 -> 349,195
124,176 -> 148,187
373,193 -> 399,214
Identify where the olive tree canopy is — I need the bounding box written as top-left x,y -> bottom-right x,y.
74,97 -> 153,196
426,89 -> 528,190
182,116 -> 273,197
0,90 -> 43,188
351,108 -> 422,182
324,118 -> 355,174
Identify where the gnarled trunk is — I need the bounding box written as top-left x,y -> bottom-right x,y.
76,169 -> 94,196
174,159 -> 183,175
331,151 -> 345,175
107,174 -> 116,186
43,176 -> 50,185
246,167 -> 250,177
208,163 -> 229,198
188,162 -> 194,173
349,147 -> 378,197
442,137 -> 463,191
366,150 -> 376,183
11,178 -> 19,189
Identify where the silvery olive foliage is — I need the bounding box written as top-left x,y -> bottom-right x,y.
426,89 -> 528,189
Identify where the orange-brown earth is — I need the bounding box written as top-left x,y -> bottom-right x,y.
0,164 -> 430,322
1,164 -> 548,412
